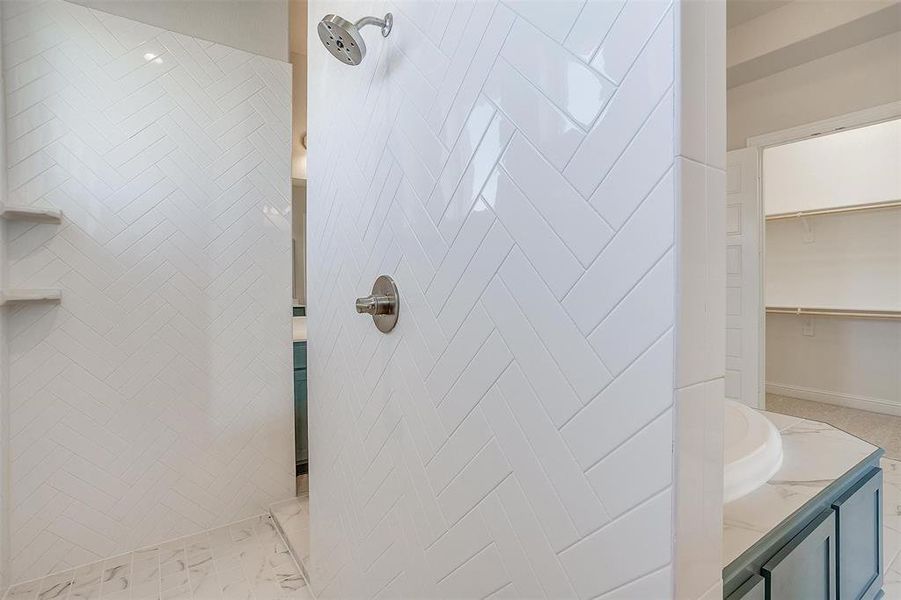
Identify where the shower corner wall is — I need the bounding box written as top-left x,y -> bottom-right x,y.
0,0 -> 9,591
672,0 -> 727,599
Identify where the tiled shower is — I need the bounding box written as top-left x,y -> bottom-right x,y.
0,0 -> 726,598
1,0 -> 294,588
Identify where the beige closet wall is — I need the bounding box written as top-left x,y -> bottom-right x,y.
727,5 -> 901,412
728,30 -> 901,149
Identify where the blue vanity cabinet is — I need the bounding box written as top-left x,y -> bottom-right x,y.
724,455 -> 883,600
762,509 -> 837,599
293,340 -> 308,471
832,468 -> 883,600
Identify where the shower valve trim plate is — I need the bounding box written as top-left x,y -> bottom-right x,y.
355,275 -> 399,333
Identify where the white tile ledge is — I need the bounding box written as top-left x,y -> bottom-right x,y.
0,289 -> 62,306
1,206 -> 62,224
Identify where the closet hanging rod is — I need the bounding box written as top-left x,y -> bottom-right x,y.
765,199 -> 901,221
766,306 -> 901,320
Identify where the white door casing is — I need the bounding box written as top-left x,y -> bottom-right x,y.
726,148 -> 763,408
307,0 -> 680,598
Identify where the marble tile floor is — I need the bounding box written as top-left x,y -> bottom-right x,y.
3,514 -> 311,600
5,470 -> 899,597
269,497 -> 309,590
767,394 -> 901,460
883,457 -> 901,598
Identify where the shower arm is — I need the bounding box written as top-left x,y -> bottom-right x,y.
355,14 -> 393,37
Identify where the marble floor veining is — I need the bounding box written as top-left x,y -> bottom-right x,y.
3,515 -> 311,600
269,496 -> 310,589
882,457 -> 901,598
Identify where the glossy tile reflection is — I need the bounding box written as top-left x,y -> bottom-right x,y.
3,516 -> 310,600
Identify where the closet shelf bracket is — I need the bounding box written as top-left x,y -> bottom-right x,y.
799,215 -> 814,243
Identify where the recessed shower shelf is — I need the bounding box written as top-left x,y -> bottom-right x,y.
1,206 -> 63,224
0,289 -> 62,306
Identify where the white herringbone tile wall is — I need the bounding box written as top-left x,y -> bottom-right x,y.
307,0 -> 679,597
0,5 -> 10,590
2,0 -> 293,584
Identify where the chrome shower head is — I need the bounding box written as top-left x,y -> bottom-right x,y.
317,13 -> 393,66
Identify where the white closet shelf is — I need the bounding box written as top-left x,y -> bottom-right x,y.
0,289 -> 62,306
766,199 -> 901,221
766,306 -> 901,320
1,206 -> 63,224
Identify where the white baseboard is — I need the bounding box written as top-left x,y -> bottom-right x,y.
765,382 -> 901,417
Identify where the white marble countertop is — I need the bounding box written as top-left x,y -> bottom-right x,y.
293,316 -> 307,342
723,411 -> 879,567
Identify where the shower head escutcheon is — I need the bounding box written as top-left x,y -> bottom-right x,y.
317,13 -> 393,66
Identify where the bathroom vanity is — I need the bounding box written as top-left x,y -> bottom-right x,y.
723,412 -> 883,600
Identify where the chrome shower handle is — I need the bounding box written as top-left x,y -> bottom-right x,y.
355,293 -> 394,315
355,275 -> 399,333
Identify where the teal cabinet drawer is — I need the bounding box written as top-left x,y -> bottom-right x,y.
293,341 -> 307,370
832,468 -> 882,600
726,575 -> 764,600
293,340 -> 308,468
294,365 -> 308,466
762,508 -> 836,599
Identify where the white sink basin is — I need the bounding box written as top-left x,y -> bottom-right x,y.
723,400 -> 783,503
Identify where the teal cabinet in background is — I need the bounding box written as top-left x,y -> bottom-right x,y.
293,341 -> 308,472
833,468 -> 883,600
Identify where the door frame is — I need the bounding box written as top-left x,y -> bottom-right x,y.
739,100 -> 901,409
726,147 -> 765,408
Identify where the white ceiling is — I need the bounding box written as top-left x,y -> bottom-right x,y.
727,0 -> 793,28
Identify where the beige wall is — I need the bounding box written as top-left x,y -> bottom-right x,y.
728,31 -> 901,149
290,0 -> 308,179
69,0 -> 289,60
290,0 -> 307,303
292,183 -> 306,304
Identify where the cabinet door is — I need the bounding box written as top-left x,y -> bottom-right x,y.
726,574 -> 765,600
293,341 -> 307,369
293,341 -> 308,468
833,468 -> 882,600
762,509 -> 836,600
294,367 -> 308,465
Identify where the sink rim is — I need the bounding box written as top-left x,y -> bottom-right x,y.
723,400 -> 784,504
